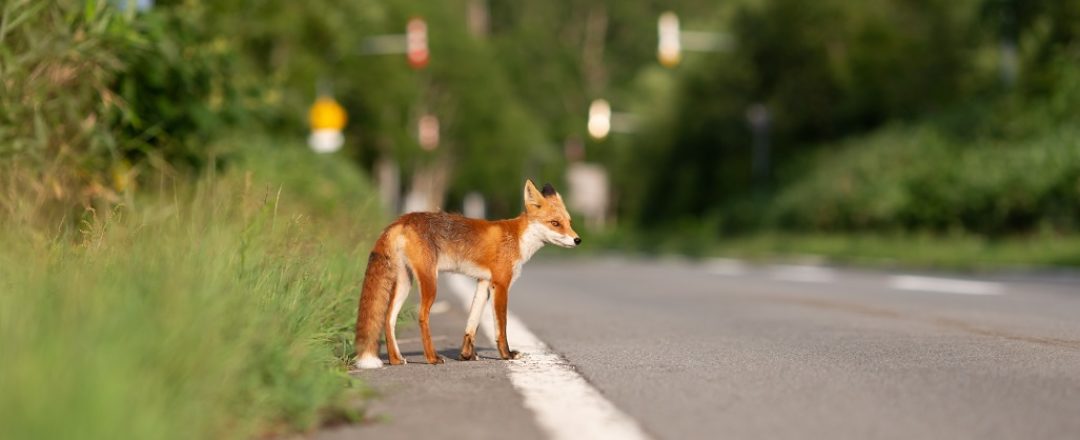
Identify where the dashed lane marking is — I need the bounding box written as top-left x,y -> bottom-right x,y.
703,260 -> 1006,297
769,265 -> 837,283
890,275 -> 1004,295
704,258 -> 748,276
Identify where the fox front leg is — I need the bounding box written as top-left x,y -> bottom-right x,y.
490,281 -> 521,360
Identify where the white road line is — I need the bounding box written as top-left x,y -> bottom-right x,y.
429,300 -> 451,314
769,265 -> 837,283
704,258 -> 748,276
889,275 -> 1003,295
445,274 -> 651,440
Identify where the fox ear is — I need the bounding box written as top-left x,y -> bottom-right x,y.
524,179 -> 545,209
541,183 -> 557,198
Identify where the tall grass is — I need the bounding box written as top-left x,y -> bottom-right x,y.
2,2 -> 389,434
0,140 -> 384,439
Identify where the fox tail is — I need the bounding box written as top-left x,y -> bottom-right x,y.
354,234 -> 398,369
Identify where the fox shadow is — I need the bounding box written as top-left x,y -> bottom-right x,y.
400,346 -> 503,362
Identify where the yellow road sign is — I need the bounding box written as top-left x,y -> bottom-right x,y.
309,96 -> 347,131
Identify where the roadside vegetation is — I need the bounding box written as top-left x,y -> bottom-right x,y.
1,1 -> 387,438
585,228 -> 1080,270
0,138 -> 384,439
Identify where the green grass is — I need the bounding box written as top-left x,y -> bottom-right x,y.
709,233 -> 1080,271
0,139 -> 385,439
579,226 -> 1080,271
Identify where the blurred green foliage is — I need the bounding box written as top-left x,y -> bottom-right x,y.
192,0 -> 548,215
627,0 -> 1080,238
1,0 -> 548,215
3,0 -> 1080,235
770,123 -> 1080,234
112,3 -> 245,169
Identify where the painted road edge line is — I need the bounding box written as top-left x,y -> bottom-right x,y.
445,274 -> 651,440
889,275 -> 1004,295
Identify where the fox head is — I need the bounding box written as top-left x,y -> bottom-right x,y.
523,180 -> 581,248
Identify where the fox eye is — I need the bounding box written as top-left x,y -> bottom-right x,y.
550,220 -> 560,227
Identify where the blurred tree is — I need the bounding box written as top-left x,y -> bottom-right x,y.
191,0 -> 548,216
8,0 -> 1078,232
628,0 -> 987,229
978,0 -> 1080,93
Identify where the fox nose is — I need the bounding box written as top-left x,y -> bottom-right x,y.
573,237 -> 582,245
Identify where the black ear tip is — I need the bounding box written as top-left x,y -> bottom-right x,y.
541,183 -> 556,197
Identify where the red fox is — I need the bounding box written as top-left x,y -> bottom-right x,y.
354,180 -> 581,369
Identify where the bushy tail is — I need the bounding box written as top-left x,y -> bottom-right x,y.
354,237 -> 397,369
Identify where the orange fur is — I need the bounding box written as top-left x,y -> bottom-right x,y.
354,180 -> 580,368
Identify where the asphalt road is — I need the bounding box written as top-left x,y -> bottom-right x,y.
323,258 -> 1080,440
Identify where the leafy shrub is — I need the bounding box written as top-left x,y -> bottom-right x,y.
769,124 -> 1080,235
0,0 -> 244,206
110,2 -> 245,169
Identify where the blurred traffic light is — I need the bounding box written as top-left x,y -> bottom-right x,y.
658,12 -> 681,68
406,18 -> 429,69
588,99 -> 612,140
418,114 -> 439,150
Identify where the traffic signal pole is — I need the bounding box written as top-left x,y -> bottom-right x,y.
359,18 -> 429,70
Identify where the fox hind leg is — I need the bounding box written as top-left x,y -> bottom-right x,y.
414,267 -> 444,365
460,279 -> 490,360
385,265 -> 412,365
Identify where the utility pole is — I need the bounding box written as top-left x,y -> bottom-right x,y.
746,104 -> 771,185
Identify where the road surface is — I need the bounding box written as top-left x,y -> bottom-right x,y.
320,258 -> 1080,440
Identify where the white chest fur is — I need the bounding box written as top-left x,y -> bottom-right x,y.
518,222 -> 548,263
512,222 -> 548,285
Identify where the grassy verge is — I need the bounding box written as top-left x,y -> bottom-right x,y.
708,233 -> 1080,271
0,138 -> 384,439
580,227 -> 1080,271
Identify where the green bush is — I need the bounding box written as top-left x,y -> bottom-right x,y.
0,0 -> 246,206
769,124 -> 1080,235
110,2 -> 245,169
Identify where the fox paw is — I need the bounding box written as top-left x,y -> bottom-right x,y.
428,356 -> 445,365
501,350 -> 522,360
355,355 -> 384,369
